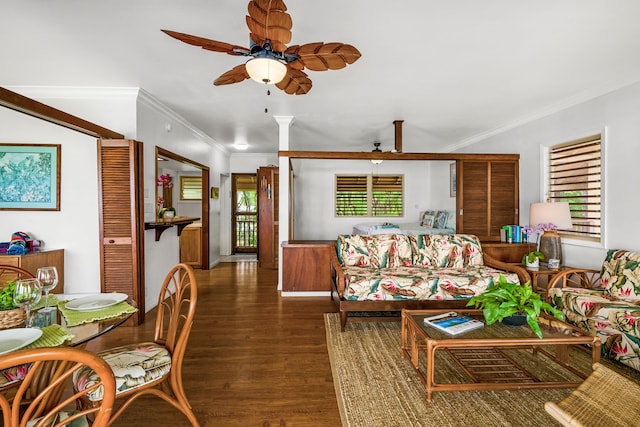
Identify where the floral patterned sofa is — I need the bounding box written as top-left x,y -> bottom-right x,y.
548,249 -> 640,371
329,233 -> 530,330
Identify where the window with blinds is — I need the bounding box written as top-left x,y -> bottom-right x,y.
336,174 -> 403,217
548,134 -> 601,241
180,176 -> 202,200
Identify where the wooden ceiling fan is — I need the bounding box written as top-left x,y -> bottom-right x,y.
162,0 -> 361,95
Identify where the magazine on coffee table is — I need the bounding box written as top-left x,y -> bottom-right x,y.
423,311 -> 484,335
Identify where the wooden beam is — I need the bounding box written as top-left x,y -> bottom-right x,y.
0,87 -> 124,139
393,120 -> 403,153
278,150 -> 519,161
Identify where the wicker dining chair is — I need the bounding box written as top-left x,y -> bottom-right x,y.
0,264 -> 35,286
544,362 -> 640,426
0,346 -> 116,427
75,263 -> 200,426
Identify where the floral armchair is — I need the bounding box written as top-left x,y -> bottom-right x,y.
548,249 -> 640,371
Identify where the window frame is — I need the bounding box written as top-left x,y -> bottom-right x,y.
542,131 -> 605,246
335,174 -> 404,217
179,175 -> 202,201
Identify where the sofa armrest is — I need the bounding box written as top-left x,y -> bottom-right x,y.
483,252 -> 531,285
546,269 -> 601,292
329,243 -> 347,297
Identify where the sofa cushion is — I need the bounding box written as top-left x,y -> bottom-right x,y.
337,234 -> 372,267
601,250 -> 640,302
549,286 -> 640,370
409,234 -> 437,266
343,265 -> 519,301
74,342 -> 171,401
431,234 -> 484,268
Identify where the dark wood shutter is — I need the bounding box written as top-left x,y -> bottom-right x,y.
98,139 -> 145,324
257,166 -> 279,269
457,159 -> 519,241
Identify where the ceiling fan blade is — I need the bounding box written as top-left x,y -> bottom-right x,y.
214,64 -> 251,86
162,29 -> 250,56
286,42 -> 361,71
276,67 -> 312,95
246,0 -> 292,52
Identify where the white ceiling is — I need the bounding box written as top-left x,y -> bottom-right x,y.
4,1 -> 640,154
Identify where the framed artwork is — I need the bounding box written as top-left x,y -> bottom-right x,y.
0,144 -> 61,210
210,186 -> 219,199
450,162 -> 457,197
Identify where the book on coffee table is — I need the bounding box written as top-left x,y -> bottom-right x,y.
423,311 -> 484,335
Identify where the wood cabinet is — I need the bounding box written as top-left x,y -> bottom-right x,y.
481,242 -> 536,264
257,166 -> 279,269
180,226 -> 201,267
282,241 -> 333,292
98,139 -> 145,324
0,249 -> 65,292
456,159 -> 519,242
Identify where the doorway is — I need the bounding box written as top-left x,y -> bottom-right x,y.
156,147 -> 210,269
232,173 -> 257,253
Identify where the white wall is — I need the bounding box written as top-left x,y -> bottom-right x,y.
0,87 -> 230,312
454,80 -> 640,268
0,105 -> 123,294
136,92 -> 229,309
292,158 -> 454,240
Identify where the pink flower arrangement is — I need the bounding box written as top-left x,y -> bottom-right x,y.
157,173 -> 173,189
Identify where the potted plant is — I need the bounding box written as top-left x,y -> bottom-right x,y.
522,251 -> 545,269
466,275 -> 564,338
0,281 -> 26,329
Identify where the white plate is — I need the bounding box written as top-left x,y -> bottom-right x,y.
0,328 -> 43,355
65,293 -> 128,311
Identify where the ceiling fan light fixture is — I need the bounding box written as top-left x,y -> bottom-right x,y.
371,141 -> 383,164
245,57 -> 287,85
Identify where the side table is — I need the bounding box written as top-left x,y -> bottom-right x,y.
522,265 -> 575,300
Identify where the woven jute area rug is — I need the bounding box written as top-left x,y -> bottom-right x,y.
324,313 -> 640,427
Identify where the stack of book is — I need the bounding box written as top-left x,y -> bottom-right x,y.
423,312 -> 484,335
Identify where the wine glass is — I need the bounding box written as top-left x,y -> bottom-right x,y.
36,266 -> 58,309
13,278 -> 42,328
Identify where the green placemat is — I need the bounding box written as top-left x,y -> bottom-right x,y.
32,294 -> 61,311
24,324 -> 75,349
58,300 -> 138,327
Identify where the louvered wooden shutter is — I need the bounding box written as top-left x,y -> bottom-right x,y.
98,139 -> 145,324
371,175 -> 403,216
335,175 -> 367,216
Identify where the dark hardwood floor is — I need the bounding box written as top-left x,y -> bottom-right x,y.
86,262 -> 342,427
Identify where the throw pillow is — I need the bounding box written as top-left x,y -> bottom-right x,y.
433,211 -> 450,229
421,210 -> 437,228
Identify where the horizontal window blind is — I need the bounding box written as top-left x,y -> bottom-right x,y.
372,175 -> 403,216
336,174 -> 403,217
180,176 -> 202,200
548,134 -> 601,240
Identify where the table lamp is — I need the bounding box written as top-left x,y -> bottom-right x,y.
529,202 -> 572,265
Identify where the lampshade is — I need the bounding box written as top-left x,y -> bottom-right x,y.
529,202 -> 572,229
245,57 -> 287,84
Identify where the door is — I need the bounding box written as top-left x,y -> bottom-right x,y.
232,174 -> 257,253
257,167 -> 279,269
98,139 -> 145,324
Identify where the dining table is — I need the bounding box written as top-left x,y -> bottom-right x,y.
0,293 -> 138,389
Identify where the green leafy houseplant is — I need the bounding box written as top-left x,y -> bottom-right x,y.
522,251 -> 545,266
0,281 -> 18,311
466,275 -> 564,339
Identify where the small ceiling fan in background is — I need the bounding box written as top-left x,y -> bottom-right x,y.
162,0 -> 361,95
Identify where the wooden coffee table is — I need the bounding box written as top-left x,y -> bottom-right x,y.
401,309 -> 601,402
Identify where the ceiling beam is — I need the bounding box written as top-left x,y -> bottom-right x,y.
0,87 -> 124,139
393,120 -> 403,153
278,150 -> 519,161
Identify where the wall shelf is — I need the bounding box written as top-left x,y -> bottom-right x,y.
144,217 -> 200,241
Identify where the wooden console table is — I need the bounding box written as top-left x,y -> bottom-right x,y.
481,242 -> 536,264
281,240 -> 334,292
0,249 -> 65,292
